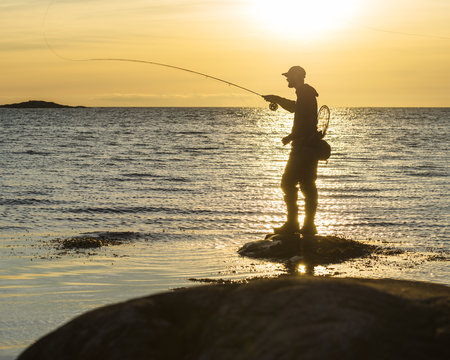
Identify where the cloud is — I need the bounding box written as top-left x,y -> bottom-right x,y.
0,39 -> 46,52
88,91 -> 259,106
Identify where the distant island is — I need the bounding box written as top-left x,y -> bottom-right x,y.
0,100 -> 86,108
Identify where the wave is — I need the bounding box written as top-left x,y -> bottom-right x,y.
120,172 -> 165,179
59,205 -> 280,216
0,198 -> 65,206
14,150 -> 54,156
117,173 -> 191,183
403,170 -> 448,178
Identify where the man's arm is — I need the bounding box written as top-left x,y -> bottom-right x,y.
263,95 -> 296,145
262,95 -> 296,113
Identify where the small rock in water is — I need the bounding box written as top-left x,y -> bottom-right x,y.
239,234 -> 383,266
51,232 -> 139,251
289,255 -> 303,263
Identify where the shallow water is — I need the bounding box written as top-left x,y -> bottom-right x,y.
0,107 -> 449,358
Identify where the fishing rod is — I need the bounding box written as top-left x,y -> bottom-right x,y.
85,58 -> 278,107
64,58 -> 279,111
42,1 -> 278,110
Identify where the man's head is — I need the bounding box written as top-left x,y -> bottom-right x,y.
282,66 -> 306,88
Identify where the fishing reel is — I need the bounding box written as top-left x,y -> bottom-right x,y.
269,102 -> 278,111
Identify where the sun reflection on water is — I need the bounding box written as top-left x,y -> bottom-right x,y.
294,264 -> 333,277
297,264 -> 306,274
313,266 -> 330,276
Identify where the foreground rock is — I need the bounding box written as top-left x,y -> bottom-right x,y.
239,234 -> 385,267
18,277 -> 449,360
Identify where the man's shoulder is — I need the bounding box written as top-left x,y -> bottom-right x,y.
302,84 -> 319,97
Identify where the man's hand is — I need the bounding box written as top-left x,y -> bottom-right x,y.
282,134 -> 292,146
263,95 -> 296,113
262,95 -> 279,104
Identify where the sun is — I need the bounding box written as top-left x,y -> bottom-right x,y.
248,0 -> 360,39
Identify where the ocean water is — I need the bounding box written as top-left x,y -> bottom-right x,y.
0,107 -> 449,358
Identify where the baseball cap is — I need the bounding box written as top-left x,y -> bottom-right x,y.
282,66 -> 306,78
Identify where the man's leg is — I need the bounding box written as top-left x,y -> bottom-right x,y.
274,163 -> 300,234
299,179 -> 318,234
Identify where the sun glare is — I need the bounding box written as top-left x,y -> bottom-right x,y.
248,0 -> 360,39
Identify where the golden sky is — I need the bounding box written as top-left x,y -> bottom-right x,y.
1,0 -> 449,107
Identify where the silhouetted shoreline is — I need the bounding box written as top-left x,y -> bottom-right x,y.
0,100 -> 86,108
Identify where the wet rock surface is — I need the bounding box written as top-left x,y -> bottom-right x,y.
238,234 -> 386,266
50,232 -> 139,252
18,276 -> 449,360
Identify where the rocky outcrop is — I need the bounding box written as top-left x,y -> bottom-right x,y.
52,232 -> 140,250
18,277 -> 450,360
239,234 -> 385,267
0,100 -> 85,108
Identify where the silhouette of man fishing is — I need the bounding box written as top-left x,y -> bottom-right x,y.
263,66 -> 320,235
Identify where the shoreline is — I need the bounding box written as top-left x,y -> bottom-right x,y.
1,231 -> 449,359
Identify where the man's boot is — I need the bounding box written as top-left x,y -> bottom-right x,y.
274,196 -> 299,234
299,193 -> 317,235
299,221 -> 317,235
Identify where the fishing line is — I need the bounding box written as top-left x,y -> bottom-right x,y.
42,0 -> 278,109
349,22 -> 450,41
43,1 -> 449,109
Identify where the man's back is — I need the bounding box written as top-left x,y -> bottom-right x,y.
292,84 -> 319,143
